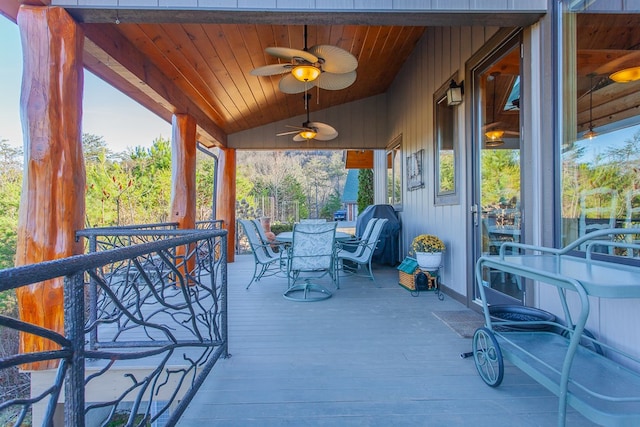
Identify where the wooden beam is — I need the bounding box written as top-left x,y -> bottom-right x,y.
15,5 -> 85,370
170,114 -> 197,280
81,24 -> 227,147
216,148 -> 236,263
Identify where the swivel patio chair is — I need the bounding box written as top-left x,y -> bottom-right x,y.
238,219 -> 283,289
284,222 -> 337,301
335,218 -> 388,286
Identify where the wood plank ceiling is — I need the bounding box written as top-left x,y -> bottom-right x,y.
78,21 -> 426,148
5,3 -> 638,147
116,23 -> 424,135
1,2 -> 550,149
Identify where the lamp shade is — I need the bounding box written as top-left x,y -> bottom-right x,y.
610,66 -> 640,83
299,129 -> 317,140
583,128 -> 597,140
292,65 -> 321,82
485,130 -> 505,147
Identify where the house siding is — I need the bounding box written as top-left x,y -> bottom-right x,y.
54,0 -> 547,11
385,26 -> 498,298
227,94 -> 388,150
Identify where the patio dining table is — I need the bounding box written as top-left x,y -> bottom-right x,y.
275,230 -> 353,243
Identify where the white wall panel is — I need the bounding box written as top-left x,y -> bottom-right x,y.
228,94 -> 388,150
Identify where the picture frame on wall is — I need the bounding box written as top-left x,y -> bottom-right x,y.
406,149 -> 424,191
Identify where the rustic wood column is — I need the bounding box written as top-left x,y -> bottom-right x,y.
170,114 -> 197,279
15,5 -> 85,370
216,148 -> 236,262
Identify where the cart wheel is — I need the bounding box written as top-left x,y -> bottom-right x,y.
473,327 -> 504,387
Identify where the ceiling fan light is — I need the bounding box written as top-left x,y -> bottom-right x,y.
485,130 -> 504,147
292,65 -> 321,82
299,130 -> 317,140
610,66 -> 640,83
583,128 -> 598,140
485,129 -> 505,141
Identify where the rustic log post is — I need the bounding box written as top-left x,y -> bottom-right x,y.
216,148 -> 236,262
170,114 -> 197,281
15,5 -> 85,370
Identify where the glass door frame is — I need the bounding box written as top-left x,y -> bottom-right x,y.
465,28 -> 525,307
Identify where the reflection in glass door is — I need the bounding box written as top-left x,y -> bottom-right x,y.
473,37 -> 524,305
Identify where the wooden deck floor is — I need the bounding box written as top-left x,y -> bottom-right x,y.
176,255 -> 596,426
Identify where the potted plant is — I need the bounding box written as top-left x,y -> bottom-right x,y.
411,234 -> 445,270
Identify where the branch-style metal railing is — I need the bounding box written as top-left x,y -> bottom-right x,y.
0,228 -> 227,427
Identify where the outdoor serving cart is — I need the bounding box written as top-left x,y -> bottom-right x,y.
473,228 -> 640,426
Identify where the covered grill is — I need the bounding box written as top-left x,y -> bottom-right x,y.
356,204 -> 401,266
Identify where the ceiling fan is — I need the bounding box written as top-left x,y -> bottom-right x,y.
277,95 -> 338,142
250,25 -> 358,94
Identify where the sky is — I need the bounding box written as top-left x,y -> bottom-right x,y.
0,16 -> 171,153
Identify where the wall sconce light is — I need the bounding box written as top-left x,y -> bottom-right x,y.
446,79 -> 464,106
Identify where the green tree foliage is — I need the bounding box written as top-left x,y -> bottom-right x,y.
357,169 -> 374,213
319,191 -> 342,220
196,152 -> 215,221
481,149 -> 520,207
236,151 -> 344,223
0,139 -> 354,269
562,129 -> 640,222
0,140 -> 22,269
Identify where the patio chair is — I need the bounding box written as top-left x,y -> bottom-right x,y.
335,218 -> 388,286
299,219 -> 327,224
238,219 -> 283,289
251,218 -> 286,259
579,188 -> 618,253
284,222 -> 337,301
346,217 -> 380,258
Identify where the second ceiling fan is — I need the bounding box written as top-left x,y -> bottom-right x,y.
277,94 -> 338,142
250,25 -> 358,94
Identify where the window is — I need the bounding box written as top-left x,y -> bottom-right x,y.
559,6 -> 640,249
387,136 -> 402,207
434,75 -> 460,204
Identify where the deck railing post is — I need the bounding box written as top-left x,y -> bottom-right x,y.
64,272 -> 86,427
221,234 -> 229,358
88,234 -> 98,350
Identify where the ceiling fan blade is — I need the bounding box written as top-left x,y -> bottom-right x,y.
313,130 -> 338,141
309,45 -> 358,74
250,63 -> 292,76
308,122 -> 336,133
279,74 -> 316,94
482,121 -> 504,131
265,47 -> 318,63
316,71 -> 357,91
276,130 -> 301,137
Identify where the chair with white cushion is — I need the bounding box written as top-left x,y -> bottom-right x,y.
284,222 -> 337,301
336,218 -> 388,286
